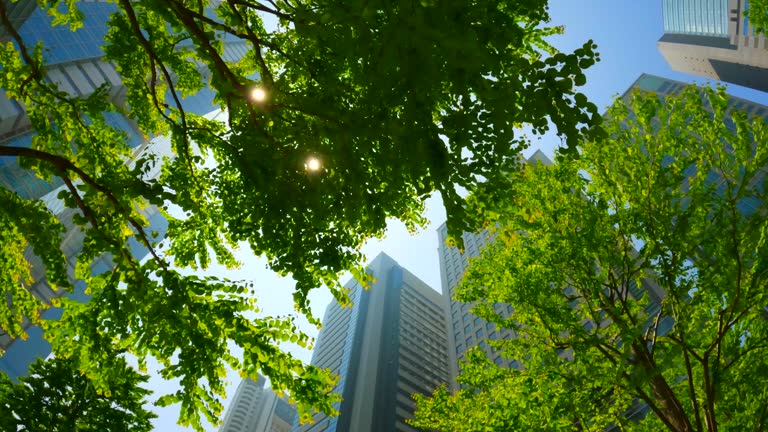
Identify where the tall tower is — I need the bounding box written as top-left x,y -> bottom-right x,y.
296,252 -> 450,432
0,2 -> 248,378
219,377 -> 297,432
437,150 -> 551,389
625,73 -> 768,121
657,0 -> 768,92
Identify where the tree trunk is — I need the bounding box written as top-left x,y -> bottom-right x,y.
633,343 -> 695,432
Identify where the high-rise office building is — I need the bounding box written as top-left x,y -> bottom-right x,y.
657,0 -> 768,92
626,72 -> 768,119
0,2 -> 249,378
437,150 -> 551,389
271,395 -> 298,432
296,252 -> 449,432
219,376 -> 297,432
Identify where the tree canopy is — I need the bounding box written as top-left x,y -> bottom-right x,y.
745,1 -> 768,36
411,85 -> 768,432
0,356 -> 156,432
0,0 -> 602,429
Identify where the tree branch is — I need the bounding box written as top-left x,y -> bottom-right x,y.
722,340 -> 768,373
226,0 -> 294,21
60,174 -> 141,277
118,0 -> 197,183
161,0 -> 245,95
701,357 -> 718,432
632,384 -> 682,432
0,2 -> 42,78
225,0 -> 274,86
681,340 -> 704,432
0,146 -> 169,272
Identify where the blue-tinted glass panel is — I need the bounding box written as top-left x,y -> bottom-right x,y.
0,112 -> 143,199
175,86 -> 219,116
662,0 -> 729,37
0,133 -> 64,199
744,0 -> 750,36
634,75 -> 670,93
0,326 -> 51,380
18,3 -> 118,65
737,196 -> 762,216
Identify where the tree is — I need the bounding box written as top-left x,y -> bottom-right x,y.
745,1 -> 768,36
0,356 -> 156,432
0,0 -> 602,429
411,85 -> 768,431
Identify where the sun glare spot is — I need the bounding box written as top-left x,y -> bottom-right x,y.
250,87 -> 266,102
305,157 -> 321,171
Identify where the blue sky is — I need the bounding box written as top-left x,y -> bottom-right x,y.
149,2 -> 768,430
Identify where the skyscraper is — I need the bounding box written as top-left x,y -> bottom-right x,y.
0,2 -> 249,378
657,0 -> 768,92
295,252 -> 449,432
437,150 -> 551,389
626,72 -> 768,118
219,376 -> 297,432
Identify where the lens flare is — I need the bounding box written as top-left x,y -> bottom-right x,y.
306,158 -> 321,171
250,87 -> 266,102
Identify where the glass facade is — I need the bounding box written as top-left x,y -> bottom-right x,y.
438,223 -> 515,372
0,205 -> 168,380
17,3 -> 116,65
630,73 -> 768,122
298,276 -> 364,432
0,112 -> 143,200
274,398 -> 298,428
296,253 -> 448,432
662,0 -> 730,37
0,2 -> 248,379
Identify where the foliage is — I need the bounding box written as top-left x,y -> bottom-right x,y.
0,187 -> 67,340
745,0 -> 768,36
0,356 -> 156,432
0,0 -> 602,429
412,86 -> 768,432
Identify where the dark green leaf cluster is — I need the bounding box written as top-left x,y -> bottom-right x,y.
101,0 -> 603,311
0,356 -> 156,432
